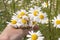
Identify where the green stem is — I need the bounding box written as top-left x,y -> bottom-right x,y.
48,0 -> 52,40
12,0 -> 15,13
54,0 -> 58,40
55,0 -> 58,16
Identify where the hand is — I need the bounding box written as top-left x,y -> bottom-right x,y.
0,24 -> 31,40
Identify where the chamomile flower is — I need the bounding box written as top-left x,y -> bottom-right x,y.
29,6 -> 41,16
8,19 -> 18,28
16,9 -> 27,18
17,15 -> 29,27
7,14 -> 20,28
52,14 -> 60,28
41,1 -> 50,8
17,19 -> 28,27
36,12 -> 48,24
27,30 -> 44,40
28,6 -> 41,21
18,16 -> 29,27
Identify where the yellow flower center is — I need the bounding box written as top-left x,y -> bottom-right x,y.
11,20 -> 17,24
33,10 -> 38,16
21,19 -> 27,24
31,34 -> 38,40
39,14 -> 44,19
17,12 -> 25,18
56,20 -> 60,25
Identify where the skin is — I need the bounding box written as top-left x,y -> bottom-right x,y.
0,24 -> 30,40
0,24 -> 39,40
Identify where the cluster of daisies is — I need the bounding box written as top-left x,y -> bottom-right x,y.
7,6 -> 48,40
7,5 -> 60,40
8,6 -> 48,28
6,1 -> 51,40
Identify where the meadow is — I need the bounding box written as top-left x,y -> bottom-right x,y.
0,0 -> 60,40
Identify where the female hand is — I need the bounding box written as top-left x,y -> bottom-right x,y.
0,24 -> 30,40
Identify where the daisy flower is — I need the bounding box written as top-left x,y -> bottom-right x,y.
17,19 -> 28,27
28,6 -> 41,21
27,30 -> 44,40
41,1 -> 50,8
29,6 -> 41,16
52,14 -> 60,28
8,19 -> 18,28
16,15 -> 29,27
36,12 -> 48,24
9,14 -> 22,27
16,9 -> 28,18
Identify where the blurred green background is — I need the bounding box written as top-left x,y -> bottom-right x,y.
0,0 -> 60,40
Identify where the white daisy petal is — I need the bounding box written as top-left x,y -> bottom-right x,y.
57,25 -> 60,28
37,37 -> 44,40
27,35 -> 31,37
